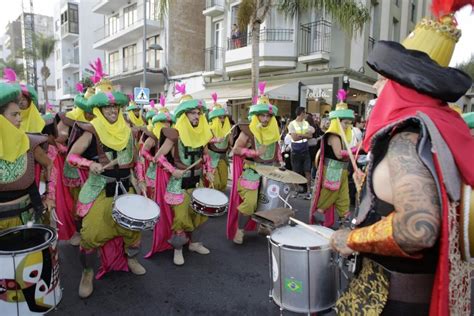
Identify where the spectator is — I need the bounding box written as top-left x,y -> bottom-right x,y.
231,24 -> 241,48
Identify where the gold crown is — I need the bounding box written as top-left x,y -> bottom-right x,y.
335,101 -> 349,111
179,94 -> 193,103
158,106 -> 169,113
212,103 -> 224,110
449,103 -> 463,115
94,78 -> 114,94
84,87 -> 95,99
402,16 -> 461,67
257,95 -> 270,105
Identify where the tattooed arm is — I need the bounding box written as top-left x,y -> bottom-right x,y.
388,132 -> 440,253
331,131 -> 440,256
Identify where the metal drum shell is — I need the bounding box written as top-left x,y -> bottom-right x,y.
191,188 -> 229,217
268,225 -> 337,314
257,177 -> 291,212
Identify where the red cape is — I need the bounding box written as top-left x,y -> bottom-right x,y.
364,80 -> 474,186
226,155 -> 256,240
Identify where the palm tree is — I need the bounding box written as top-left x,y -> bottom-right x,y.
238,0 -> 371,98
25,34 -> 56,108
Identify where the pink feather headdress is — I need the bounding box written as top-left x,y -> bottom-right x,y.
159,94 -> 166,107
89,58 -> 107,84
175,83 -> 186,96
337,89 -> 347,103
258,81 -> 266,96
76,83 -> 84,93
3,68 -> 18,83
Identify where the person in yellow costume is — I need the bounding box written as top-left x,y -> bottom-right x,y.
125,99 -> 145,127
0,83 -> 53,230
2,68 -> 45,133
154,83 -> 215,266
227,82 -> 284,245
66,77 -> 148,299
310,89 -> 353,228
207,92 -> 232,191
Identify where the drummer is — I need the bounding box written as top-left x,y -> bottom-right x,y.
125,99 -> 145,128
310,90 -> 354,227
207,92 -> 232,191
153,83 -> 214,266
0,82 -> 53,230
67,77 -> 148,299
227,82 -> 284,245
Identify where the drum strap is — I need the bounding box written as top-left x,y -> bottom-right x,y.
0,203 -> 32,219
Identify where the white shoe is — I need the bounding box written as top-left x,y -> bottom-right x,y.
233,229 -> 244,245
189,242 -> 210,255
173,249 -> 184,266
127,257 -> 146,275
78,269 -> 94,299
69,232 -> 81,246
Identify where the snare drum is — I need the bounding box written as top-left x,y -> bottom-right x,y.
257,177 -> 291,212
191,188 -> 228,217
112,194 -> 160,231
268,225 -> 337,314
0,225 -> 62,315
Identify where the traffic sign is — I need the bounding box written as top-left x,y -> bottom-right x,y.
134,87 -> 150,104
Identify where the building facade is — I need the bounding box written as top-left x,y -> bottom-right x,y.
197,0 -> 431,121
53,0 -> 104,110
91,0 -> 205,102
5,13 -> 56,107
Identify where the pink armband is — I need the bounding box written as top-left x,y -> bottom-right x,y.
241,148 -> 258,158
135,161 -> 146,182
351,147 -> 358,155
67,153 -> 93,169
276,144 -> 283,163
209,137 -> 219,144
203,154 -> 214,174
156,155 -> 176,174
56,143 -> 68,155
340,150 -> 349,160
141,148 -> 154,162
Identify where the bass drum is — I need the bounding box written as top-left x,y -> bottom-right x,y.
268,225 -> 337,314
0,225 -> 62,315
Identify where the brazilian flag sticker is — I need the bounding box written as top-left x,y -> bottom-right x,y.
285,278 -> 303,293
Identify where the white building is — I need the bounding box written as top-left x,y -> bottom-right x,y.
196,0 -> 431,121
53,0 -> 104,111
91,0 -> 206,102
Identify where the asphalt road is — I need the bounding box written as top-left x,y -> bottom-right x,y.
50,192 -> 337,316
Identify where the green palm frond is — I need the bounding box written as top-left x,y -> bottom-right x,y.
156,0 -> 168,23
238,0 -> 257,30
277,0 -> 370,36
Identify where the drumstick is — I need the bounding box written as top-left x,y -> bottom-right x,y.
223,124 -> 237,138
103,158 -> 118,169
335,118 -> 359,172
184,158 -> 203,172
289,217 -> 332,239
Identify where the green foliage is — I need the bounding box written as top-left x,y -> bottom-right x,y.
277,0 -> 370,35
457,55 -> 474,80
237,0 -> 257,30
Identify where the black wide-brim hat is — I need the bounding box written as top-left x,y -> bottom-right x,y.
367,40 -> 472,102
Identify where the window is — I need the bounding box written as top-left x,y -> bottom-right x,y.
108,51 -> 119,75
123,44 -> 137,72
124,4 -> 138,27
108,14 -> 119,36
146,35 -> 160,68
394,0 -> 399,6
410,1 -> 416,23
68,3 -> 79,34
392,17 -> 400,42
147,0 -> 159,20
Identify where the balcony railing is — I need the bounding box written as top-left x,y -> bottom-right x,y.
61,22 -> 79,36
63,55 -> 79,65
94,5 -> 159,43
204,0 -> 224,10
63,86 -> 77,95
368,36 -> 375,53
299,20 -> 331,56
227,28 -> 294,50
105,52 -> 160,76
204,46 -> 224,72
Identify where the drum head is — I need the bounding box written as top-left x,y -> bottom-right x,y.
271,225 -> 334,248
0,225 -> 56,255
192,188 -> 228,206
115,194 -> 160,220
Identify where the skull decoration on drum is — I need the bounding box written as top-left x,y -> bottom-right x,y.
0,225 -> 62,315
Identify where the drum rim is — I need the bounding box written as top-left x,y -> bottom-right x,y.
269,238 -> 331,251
0,224 -> 57,255
191,190 -> 229,207
114,194 -> 160,217
112,208 -> 159,223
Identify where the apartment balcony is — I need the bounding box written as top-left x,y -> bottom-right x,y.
62,54 -> 80,70
92,0 -> 130,14
225,29 -> 296,76
93,7 -> 161,50
368,36 -> 375,53
298,20 -> 331,64
202,0 -> 224,17
203,46 -> 224,77
61,22 -> 79,41
104,52 -> 164,88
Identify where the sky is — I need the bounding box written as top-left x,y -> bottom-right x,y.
0,0 -> 473,66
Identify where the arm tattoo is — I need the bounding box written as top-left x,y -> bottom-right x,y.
387,132 -> 441,253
